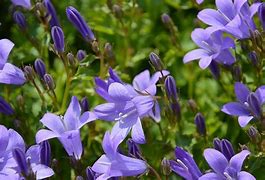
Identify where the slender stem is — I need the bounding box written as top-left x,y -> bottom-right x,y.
60,76 -> 72,113
148,165 -> 162,180
157,123 -> 165,141
99,52 -> 105,78
32,79 -> 45,105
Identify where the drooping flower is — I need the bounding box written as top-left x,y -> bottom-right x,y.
197,0 -> 261,39
35,96 -> 97,159
169,146 -> 202,180
221,82 -> 265,127
11,0 -> 31,9
183,28 -> 235,69
199,149 -> 255,180
92,131 -> 147,180
0,39 -> 26,85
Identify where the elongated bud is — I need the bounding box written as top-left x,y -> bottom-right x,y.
149,52 -> 163,71
44,0 -> 60,27
161,157 -> 171,176
248,126 -> 261,143
13,148 -> 28,176
127,139 -> 142,159
13,11 -> 27,30
209,61 -> 220,80
81,97 -> 89,112
44,74 -> 55,90
165,76 -> 178,102
220,139 -> 235,160
67,52 -> 76,66
248,51 -> 259,68
0,97 -> 14,115
104,43 -> 115,62
170,102 -> 181,121
253,30 -> 263,49
213,138 -> 221,151
34,58 -> 46,78
24,66 -> 35,81
112,4 -> 123,19
232,65 -> 242,82
51,26 -> 64,53
187,99 -> 198,113
161,13 -> 171,25
247,93 -> 262,118
259,3 -> 265,30
40,141 -> 51,166
86,167 -> 95,180
76,50 -> 86,61
66,6 -> 95,42
194,113 -> 206,136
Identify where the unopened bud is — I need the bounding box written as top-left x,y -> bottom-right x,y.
104,43 -> 115,62
76,50 -> 87,61
213,138 -> 221,151
13,11 -> 27,30
51,26 -> 65,53
112,4 -> 123,19
80,97 -> 89,112
149,52 -> 164,71
248,126 -> 261,143
34,58 -> 46,78
170,102 -> 181,121
43,74 -> 55,90
232,65 -> 242,82
187,99 -> 198,113
43,0 -> 60,27
127,139 -> 142,159
248,51 -> 259,68
194,113 -> 206,136
40,141 -> 51,166
86,167 -> 95,180
165,76 -> 178,102
220,139 -> 235,160
209,61 -> 220,80
161,157 -> 171,176
67,52 -> 76,66
24,66 -> 35,81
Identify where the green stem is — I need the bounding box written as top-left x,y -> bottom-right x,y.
148,165 -> 162,180
32,79 -> 45,106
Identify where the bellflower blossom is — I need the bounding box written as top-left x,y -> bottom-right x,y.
12,144 -> 54,179
222,82 -> 265,127
92,131 -> 147,180
183,28 -> 235,69
0,39 -> 26,85
199,149 -> 255,180
36,96 -> 97,159
197,0 -> 261,39
11,0 -> 31,9
169,146 -> 202,180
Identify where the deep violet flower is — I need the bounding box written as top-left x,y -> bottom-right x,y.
92,131 -> 147,180
169,146 -> 202,180
199,149 -> 255,180
222,82 -> 265,127
43,0 -> 60,27
197,0 -> 261,39
0,39 -> 26,85
36,96 -> 97,159
183,28 -> 235,69
11,0 -> 31,9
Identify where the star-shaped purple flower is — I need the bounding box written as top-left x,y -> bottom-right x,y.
199,148 -> 255,180
92,131 -> 147,180
222,82 -> 265,127
0,39 -> 26,85
36,96 -> 97,159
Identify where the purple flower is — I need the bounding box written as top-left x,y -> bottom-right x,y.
66,6 -> 95,42
36,96 -> 97,159
197,0 -> 261,39
221,82 -> 265,127
92,131 -> 147,179
183,28 -> 235,69
11,0 -> 31,9
199,149 -> 254,180
0,96 -> 14,115
0,39 -> 26,85
169,146 -> 202,180
44,0 -> 60,27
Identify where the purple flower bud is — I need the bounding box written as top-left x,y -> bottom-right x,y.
109,68 -> 122,83
161,157 -> 171,176
0,96 -> 14,115
248,51 -> 259,68
86,167 -> 95,180
259,3 -> 265,30
51,26 -> 64,53
24,66 -> 35,81
194,113 -> 206,136
40,141 -> 51,166
34,58 -> 46,78
170,102 -> 181,120
81,97 -> 89,112
76,50 -> 86,61
43,0 -> 60,27
208,61 -> 220,80
247,93 -> 262,118
220,139 -> 235,160
165,76 -> 178,102
149,52 -> 163,71
13,11 -> 27,29
112,4 -> 123,19
213,138 -> 221,151
12,148 -> 28,176
248,126 -> 260,143
44,74 -> 55,90
232,65 -> 242,82
66,6 -> 95,42
187,99 -> 198,113
161,13 -> 171,24
67,52 -> 76,66
127,139 -> 142,159
104,43 -> 115,61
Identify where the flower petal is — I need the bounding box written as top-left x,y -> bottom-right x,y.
255,85 -> 265,104
229,150 -> 250,172
0,39 -> 14,67
132,96 -> 154,117
149,100 -> 161,122
7,129 -> 25,152
40,113 -> 65,134
221,102 -> 250,116
132,70 -> 150,91
199,56 -> 212,69
238,116 -> 253,127
183,49 -> 209,63
131,118 -> 145,144
197,9 -> 227,27
78,111 -> 97,129
214,49 -> 235,65
92,155 -> 111,174
238,171 -> 256,180
0,63 -> 26,85
199,172 -> 220,180
64,96 -> 81,131
94,103 -> 122,121
216,0 -> 235,20
31,164 -> 54,179
234,82 -> 250,103
108,83 -> 131,102
35,129 -> 60,143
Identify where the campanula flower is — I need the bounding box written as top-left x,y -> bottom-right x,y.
183,28 -> 235,69
11,0 -> 31,9
36,96 -> 97,159
0,39 -> 26,85
222,82 -> 265,127
44,0 -> 60,27
92,131 -> 147,180
199,149 -> 255,180
169,146 -> 202,180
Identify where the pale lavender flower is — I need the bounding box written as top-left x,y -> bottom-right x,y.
197,0 -> 261,39
169,146 -> 202,180
199,149 -> 255,180
92,131 -> 147,180
11,0 -> 31,9
36,96 -> 97,159
0,39 -> 26,85
183,28 -> 235,69
222,82 -> 265,127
